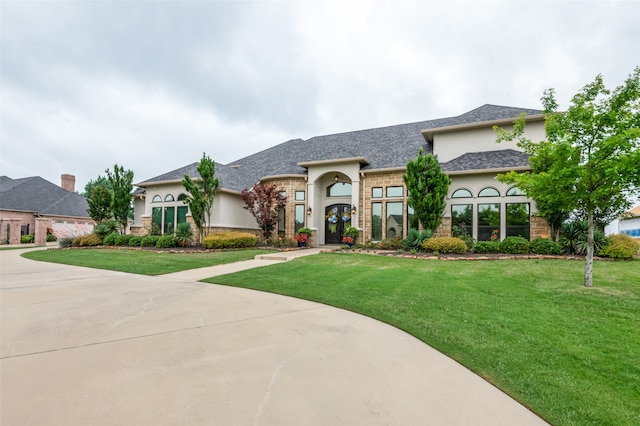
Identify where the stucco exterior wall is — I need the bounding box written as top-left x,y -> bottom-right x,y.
432,120 -> 546,163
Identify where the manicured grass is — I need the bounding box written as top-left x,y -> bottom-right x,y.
22,248 -> 274,275
206,253 -> 640,426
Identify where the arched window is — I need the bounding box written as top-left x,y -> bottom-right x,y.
178,194 -> 187,202
452,189 -> 473,198
478,187 -> 500,197
326,182 -> 352,197
152,195 -> 162,203
164,194 -> 175,202
507,187 -> 524,196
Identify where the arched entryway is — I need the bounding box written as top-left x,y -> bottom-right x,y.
325,204 -> 351,244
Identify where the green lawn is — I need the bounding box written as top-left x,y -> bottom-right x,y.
22,248 -> 274,275
206,253 -> 640,426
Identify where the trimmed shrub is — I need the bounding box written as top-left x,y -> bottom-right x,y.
59,237 -> 74,248
422,237 -> 467,254
114,234 -> 133,246
499,236 -> 530,254
472,241 -> 501,254
73,234 -> 102,247
103,233 -> 119,246
268,236 -> 297,248
530,238 -> 562,255
140,235 -> 160,247
128,236 -> 143,247
600,234 -> 640,260
203,232 -> 258,249
46,233 -> 57,242
156,235 -> 177,248
21,235 -> 34,244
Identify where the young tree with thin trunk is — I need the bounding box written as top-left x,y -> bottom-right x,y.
496,67 -> 640,287
86,185 -> 113,223
106,164 -> 134,233
182,153 -> 219,242
241,183 -> 287,241
403,147 -> 451,231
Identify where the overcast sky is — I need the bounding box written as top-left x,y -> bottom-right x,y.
1,0 -> 639,193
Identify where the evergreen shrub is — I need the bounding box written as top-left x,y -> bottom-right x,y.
499,236 -> 530,254
128,236 -> 143,247
203,232 -> 258,249
103,233 -> 118,246
422,237 -> 467,254
529,238 -> 562,255
156,235 -> 177,248
600,234 -> 639,259
114,234 -> 133,246
472,241 -> 501,254
140,235 -> 160,247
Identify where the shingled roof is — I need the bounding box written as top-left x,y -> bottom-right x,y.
0,176 -> 91,218
137,104 -> 542,191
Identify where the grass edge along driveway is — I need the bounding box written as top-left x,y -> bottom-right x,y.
21,248 -> 274,275
205,253 -> 640,426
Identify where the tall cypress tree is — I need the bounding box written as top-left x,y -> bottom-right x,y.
106,164 -> 134,233
403,147 -> 451,231
182,153 -> 219,242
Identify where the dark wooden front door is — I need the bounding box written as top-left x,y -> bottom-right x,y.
325,204 -> 350,244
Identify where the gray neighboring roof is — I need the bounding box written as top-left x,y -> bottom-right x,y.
442,149 -> 531,172
138,104 -> 542,190
0,176 -> 91,218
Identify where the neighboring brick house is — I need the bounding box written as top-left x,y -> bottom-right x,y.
131,104 -> 551,245
0,174 -> 94,245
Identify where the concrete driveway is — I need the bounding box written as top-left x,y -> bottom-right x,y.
0,248 -> 548,425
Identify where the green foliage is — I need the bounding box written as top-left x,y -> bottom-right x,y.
106,164 -> 134,232
46,233 -> 57,242
82,175 -> 112,197
140,235 -> 160,247
93,220 -> 120,239
175,222 -> 194,247
560,220 -> 607,255
241,183 -> 287,241
377,237 -> 403,250
343,226 -> 359,238
73,234 -> 102,247
182,153 -> 219,242
296,227 -> 312,236
102,233 -> 118,246
86,185 -> 113,223
403,147 -> 451,231
452,225 -> 474,250
202,232 -> 258,249
114,234 -> 133,246
155,235 -> 177,248
529,238 -> 562,255
21,235 -> 34,243
472,241 -> 501,254
422,236 -> 467,254
499,236 -> 530,254
496,67 -> 640,286
401,228 -> 432,252
58,237 -> 74,248
128,236 -> 143,247
600,234 -> 640,260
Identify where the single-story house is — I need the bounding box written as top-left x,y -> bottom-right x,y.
619,205 -> 640,237
0,174 -> 94,245
131,104 -> 551,245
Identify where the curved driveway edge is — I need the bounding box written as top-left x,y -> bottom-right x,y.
1,248 -> 548,425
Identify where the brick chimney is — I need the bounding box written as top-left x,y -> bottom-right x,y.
61,174 -> 76,192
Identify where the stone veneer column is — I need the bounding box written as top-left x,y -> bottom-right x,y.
1,219 -> 22,245
34,217 -> 52,246
309,229 -> 318,248
530,216 -> 551,239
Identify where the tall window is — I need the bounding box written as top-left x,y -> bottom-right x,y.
371,203 -> 382,241
164,206 -> 175,234
386,202 -> 404,239
452,205 -> 473,237
277,206 -> 286,237
478,203 -> 500,241
295,205 -> 305,233
152,207 -> 162,234
506,203 -> 530,239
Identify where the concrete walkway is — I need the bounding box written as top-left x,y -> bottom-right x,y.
0,247 -> 548,425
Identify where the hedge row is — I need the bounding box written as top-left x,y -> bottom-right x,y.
202,232 -> 258,249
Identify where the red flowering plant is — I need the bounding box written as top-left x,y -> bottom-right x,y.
295,233 -> 309,244
490,229 -> 499,241
341,236 -> 355,245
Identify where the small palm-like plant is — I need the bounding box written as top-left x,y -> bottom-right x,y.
175,223 -> 194,247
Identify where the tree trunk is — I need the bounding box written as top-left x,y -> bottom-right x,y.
584,210 -> 594,287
